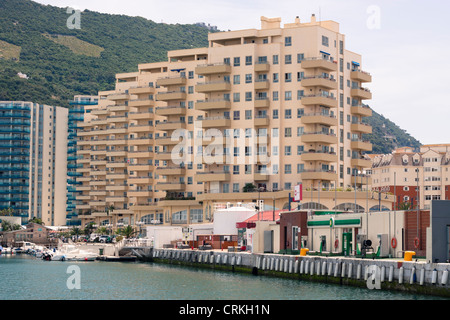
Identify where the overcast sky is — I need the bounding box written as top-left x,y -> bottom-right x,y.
33,0 -> 450,146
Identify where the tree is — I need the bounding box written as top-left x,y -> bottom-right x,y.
28,217 -> 44,225
116,225 -> 137,239
83,222 -> 96,237
243,183 -> 256,192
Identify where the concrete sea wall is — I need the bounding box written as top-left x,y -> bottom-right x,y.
148,248 -> 450,298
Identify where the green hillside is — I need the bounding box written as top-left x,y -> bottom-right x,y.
0,0 -> 421,154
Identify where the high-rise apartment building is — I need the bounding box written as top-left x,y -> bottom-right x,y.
66,95 -> 98,226
0,101 -> 68,225
370,145 -> 450,210
77,15 -> 379,228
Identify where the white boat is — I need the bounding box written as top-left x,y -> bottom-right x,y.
44,244 -> 98,261
0,247 -> 12,254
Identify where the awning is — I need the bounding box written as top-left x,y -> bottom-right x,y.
351,61 -> 360,66
320,51 -> 330,55
236,222 -> 256,229
170,68 -> 185,72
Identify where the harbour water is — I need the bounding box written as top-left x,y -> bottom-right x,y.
0,254 -> 447,301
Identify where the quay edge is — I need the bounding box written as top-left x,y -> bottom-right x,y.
138,248 -> 450,298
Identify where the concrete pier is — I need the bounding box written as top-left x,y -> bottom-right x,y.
147,248 -> 450,298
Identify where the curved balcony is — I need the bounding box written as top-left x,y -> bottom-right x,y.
351,139 -> 372,152
350,69 -> 372,83
301,93 -> 338,108
300,132 -> 338,144
195,99 -> 231,111
299,151 -> 338,162
351,122 -> 372,134
301,76 -> 338,90
301,113 -> 337,126
301,57 -> 338,71
351,87 -> 372,100
351,104 -> 372,117
300,170 -> 337,181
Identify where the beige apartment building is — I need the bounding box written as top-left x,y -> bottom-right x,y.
370,145 -> 450,210
76,15 -> 389,229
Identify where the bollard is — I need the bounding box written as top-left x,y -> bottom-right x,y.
404,251 -> 416,262
381,266 -> 385,282
348,263 -> 353,279
300,248 -> 309,256
442,270 -> 448,285
420,268 -> 425,286
300,260 -> 305,274
399,267 -> 404,284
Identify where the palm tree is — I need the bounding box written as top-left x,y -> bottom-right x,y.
116,225 -> 137,239
28,217 -> 44,225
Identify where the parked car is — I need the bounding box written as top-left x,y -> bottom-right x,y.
99,235 -> 111,243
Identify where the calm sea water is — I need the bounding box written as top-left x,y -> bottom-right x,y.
0,254 -> 446,301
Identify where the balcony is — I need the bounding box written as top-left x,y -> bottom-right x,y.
350,70 -> 372,83
127,164 -> 153,171
301,94 -> 338,108
156,76 -> 186,87
351,175 -> 373,186
254,172 -> 269,181
154,152 -> 174,161
201,135 -> 227,146
127,125 -> 153,133
156,91 -> 186,101
351,158 -> 372,168
254,98 -> 270,108
155,121 -> 186,131
254,80 -> 269,90
156,167 -> 186,176
155,106 -> 186,116
156,182 -> 186,191
195,172 -> 230,182
351,87 -> 372,100
107,93 -> 130,101
351,122 -> 372,134
128,86 -> 155,95
351,139 -> 372,152
300,132 -> 338,144
128,176 -> 153,184
201,116 -> 231,128
128,112 -> 154,120
301,114 -> 338,127
301,76 -> 338,90
254,62 -> 270,72
301,57 -> 338,71
254,116 -> 269,127
195,81 -> 231,93
351,105 -> 372,117
127,151 -> 153,158
300,170 -> 338,181
300,151 -> 338,162
128,190 -> 153,198
195,99 -> 231,111
155,136 -> 183,146
195,63 -> 231,75
128,99 -> 154,107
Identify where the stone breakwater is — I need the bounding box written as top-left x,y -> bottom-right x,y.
146,248 -> 450,298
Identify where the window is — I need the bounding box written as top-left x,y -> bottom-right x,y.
233,110 -> 240,120
296,126 -> 304,136
245,56 -> 252,65
284,109 -> 292,119
233,92 -> 240,102
245,110 -> 252,120
297,90 -> 304,100
234,57 -> 240,66
297,108 -> 304,118
233,183 -> 239,193
273,55 -> 279,65
245,92 -> 252,101
233,75 -> 240,84
322,35 -> 329,47
285,146 -> 291,156
245,74 -> 252,83
285,72 -> 292,82
285,91 -> 292,101
297,146 -> 304,155
273,109 -> 279,119
297,72 -> 304,82
285,164 -> 292,174
285,54 -> 292,64
273,91 -> 279,101
285,36 -> 292,46
273,73 -> 279,83
245,164 -> 252,174
284,127 -> 292,137
188,71 -> 194,79
233,165 -> 239,174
